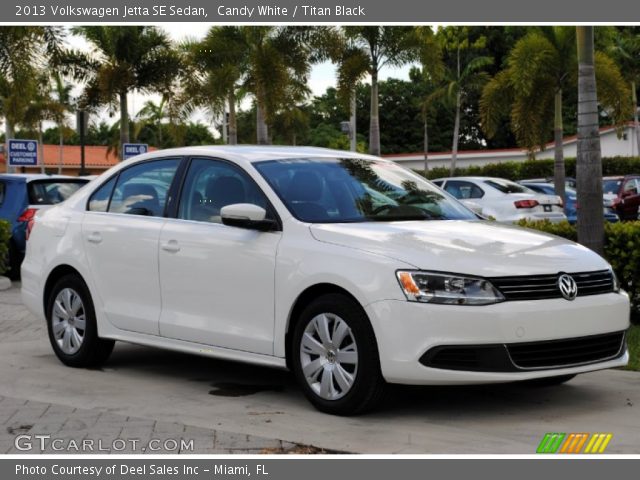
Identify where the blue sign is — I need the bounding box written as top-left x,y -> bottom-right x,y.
8,139 -> 38,167
122,143 -> 148,160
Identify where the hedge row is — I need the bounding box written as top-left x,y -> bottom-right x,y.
517,219 -> 640,324
422,156 -> 640,181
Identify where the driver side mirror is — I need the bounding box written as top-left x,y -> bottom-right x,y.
221,203 -> 279,231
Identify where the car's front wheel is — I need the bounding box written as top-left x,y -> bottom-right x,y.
46,274 -> 114,368
291,293 -> 386,416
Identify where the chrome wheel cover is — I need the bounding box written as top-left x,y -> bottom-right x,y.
51,288 -> 86,355
299,313 -> 358,401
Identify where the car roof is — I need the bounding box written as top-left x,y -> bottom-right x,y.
123,145 -> 383,165
431,176 -> 517,182
0,173 -> 87,182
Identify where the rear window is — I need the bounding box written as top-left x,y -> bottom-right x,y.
603,179 -> 622,195
484,179 -> 533,194
28,180 -> 88,205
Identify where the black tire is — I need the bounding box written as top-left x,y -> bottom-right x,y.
7,241 -> 23,281
46,274 -> 114,368
523,374 -> 576,387
291,293 -> 386,416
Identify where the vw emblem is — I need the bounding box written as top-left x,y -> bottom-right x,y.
558,274 -> 578,301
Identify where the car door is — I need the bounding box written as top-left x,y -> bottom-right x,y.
620,178 -> 640,220
82,158 -> 181,335
158,157 -> 282,355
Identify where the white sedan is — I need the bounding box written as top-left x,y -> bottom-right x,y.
22,147 -> 628,415
432,176 -> 566,223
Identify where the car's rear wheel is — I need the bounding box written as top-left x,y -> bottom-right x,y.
46,274 -> 114,367
291,293 -> 386,415
7,241 -> 22,281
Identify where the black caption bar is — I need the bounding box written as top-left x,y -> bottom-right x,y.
5,459 -> 640,480
4,0 -> 640,22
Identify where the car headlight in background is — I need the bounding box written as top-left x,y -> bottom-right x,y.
396,271 -> 505,306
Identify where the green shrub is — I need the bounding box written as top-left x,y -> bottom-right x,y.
421,156 -> 640,180
0,220 -> 10,276
517,219 -> 640,324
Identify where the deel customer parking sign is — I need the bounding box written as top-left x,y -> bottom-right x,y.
8,139 -> 38,167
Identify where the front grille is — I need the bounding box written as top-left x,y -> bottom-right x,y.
419,331 -> 626,372
490,270 -> 614,301
507,331 -> 625,369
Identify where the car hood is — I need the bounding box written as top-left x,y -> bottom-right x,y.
309,220 -> 610,277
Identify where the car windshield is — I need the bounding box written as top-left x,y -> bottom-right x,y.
28,180 -> 88,205
484,179 -> 534,194
254,157 -> 477,223
603,179 -> 622,194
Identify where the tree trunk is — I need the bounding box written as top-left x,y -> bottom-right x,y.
58,123 -> 64,175
423,116 -> 429,175
553,89 -> 566,204
228,91 -> 238,145
450,91 -> 461,176
369,70 -> 380,156
576,26 -> 605,255
5,121 -> 13,173
633,80 -> 640,156
255,82 -> 270,145
38,123 -> 45,174
119,91 -> 130,161
350,88 -> 357,152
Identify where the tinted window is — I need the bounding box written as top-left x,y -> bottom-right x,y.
623,179 -> 639,194
255,157 -> 476,222
28,180 -> 87,205
88,176 -> 117,212
0,182 -> 5,206
178,158 -> 270,224
603,179 -> 622,195
484,179 -> 533,194
444,180 -> 485,199
108,159 -> 180,217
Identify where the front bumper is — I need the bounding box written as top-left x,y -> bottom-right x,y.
366,292 -> 630,385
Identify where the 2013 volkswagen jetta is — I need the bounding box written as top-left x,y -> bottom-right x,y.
21,146 -> 630,415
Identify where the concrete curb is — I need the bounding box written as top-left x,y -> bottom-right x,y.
0,277 -> 11,291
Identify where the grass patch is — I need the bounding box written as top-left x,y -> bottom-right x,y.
626,325 -> 640,371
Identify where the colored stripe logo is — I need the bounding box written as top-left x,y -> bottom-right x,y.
537,433 -> 613,454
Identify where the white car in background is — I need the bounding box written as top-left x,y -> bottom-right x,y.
432,177 -> 566,223
21,148 -> 628,415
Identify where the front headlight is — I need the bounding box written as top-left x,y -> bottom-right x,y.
396,271 -> 505,306
611,268 -> 621,293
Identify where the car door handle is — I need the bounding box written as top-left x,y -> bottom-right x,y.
87,232 -> 102,244
161,240 -> 180,253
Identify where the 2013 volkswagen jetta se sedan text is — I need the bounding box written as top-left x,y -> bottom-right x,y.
21,146 -> 630,415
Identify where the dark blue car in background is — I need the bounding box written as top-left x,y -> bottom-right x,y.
519,181 -> 619,224
0,174 -> 89,279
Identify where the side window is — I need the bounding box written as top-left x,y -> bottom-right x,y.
178,158 -> 270,224
445,181 -> 484,199
623,179 -> 638,195
108,159 -> 180,216
88,176 -> 117,212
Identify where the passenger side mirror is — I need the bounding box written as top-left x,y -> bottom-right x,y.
221,203 -> 278,231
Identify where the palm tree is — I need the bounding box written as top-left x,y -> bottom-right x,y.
434,27 -> 492,175
52,73 -> 74,174
608,31 -> 640,155
481,27 -> 631,202
341,27 -> 420,155
576,27 -> 605,255
61,26 -> 181,159
183,27 -> 249,145
417,27 -> 444,174
0,27 -> 63,171
136,97 -> 168,147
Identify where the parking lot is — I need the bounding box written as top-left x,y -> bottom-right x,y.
0,284 -> 638,454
